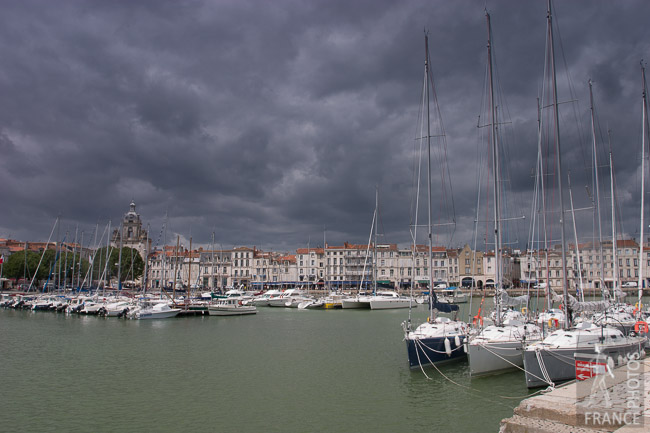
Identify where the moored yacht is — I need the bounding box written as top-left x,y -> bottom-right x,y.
368,291 -> 412,310
522,321 -> 646,388
135,303 -> 181,319
208,298 -> 257,316
405,316 -> 469,368
340,294 -> 371,309
468,318 -> 541,376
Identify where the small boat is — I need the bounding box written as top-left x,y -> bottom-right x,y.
245,289 -> 283,306
208,298 -> 257,316
102,300 -> 133,317
368,291 -> 412,310
135,303 -> 181,319
437,287 -> 468,304
267,289 -> 307,307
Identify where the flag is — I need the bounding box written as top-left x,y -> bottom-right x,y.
0,254 -> 4,264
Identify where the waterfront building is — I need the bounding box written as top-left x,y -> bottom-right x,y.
458,244 -> 484,288
446,248 -> 460,286
482,250 -> 517,289
296,247 -> 324,287
198,247 -> 231,289
324,243 -> 368,289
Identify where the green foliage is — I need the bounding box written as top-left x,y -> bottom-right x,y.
2,249 -> 90,284
91,246 -> 144,283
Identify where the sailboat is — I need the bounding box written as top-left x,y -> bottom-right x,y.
522,1 -> 646,388
342,188 -> 412,310
403,32 -> 468,369
467,11 -> 541,377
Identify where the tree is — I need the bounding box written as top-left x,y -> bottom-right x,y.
3,250 -> 41,280
2,249 -> 90,287
93,246 -> 144,284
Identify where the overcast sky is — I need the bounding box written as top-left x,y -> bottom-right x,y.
1,0 -> 649,253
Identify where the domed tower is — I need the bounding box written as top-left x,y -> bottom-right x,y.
111,201 -> 151,260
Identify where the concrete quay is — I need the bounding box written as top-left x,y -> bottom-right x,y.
499,357 -> 649,433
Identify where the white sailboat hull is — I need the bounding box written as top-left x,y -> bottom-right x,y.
208,305 -> 257,316
369,298 -> 411,310
468,340 -> 524,376
341,298 -> 370,309
136,309 -> 181,319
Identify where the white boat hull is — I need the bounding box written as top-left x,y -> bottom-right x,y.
369,298 -> 412,310
136,309 -> 181,319
208,305 -> 257,316
341,298 -> 370,309
468,340 -> 524,376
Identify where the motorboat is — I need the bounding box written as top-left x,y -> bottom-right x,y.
267,289 -> 307,307
245,290 -> 283,306
208,298 -> 257,316
135,303 -> 181,319
102,300 -> 133,317
368,291 -> 413,310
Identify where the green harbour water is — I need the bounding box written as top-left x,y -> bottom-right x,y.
3,296 -> 645,433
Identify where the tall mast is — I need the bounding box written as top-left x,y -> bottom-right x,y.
188,236 -> 192,309
568,172 -> 585,301
173,235 -> 179,300
424,33 -> 435,321
72,225 -> 79,291
547,0 -> 570,328
610,147 -> 619,298
211,231 -> 215,291
143,224 -> 150,293
589,80 -> 606,298
638,62 -> 649,312
535,97 -> 552,310
117,221 -> 123,290
373,186 -> 378,295
486,11 -> 503,325
162,211 -> 168,292
103,219 -> 111,296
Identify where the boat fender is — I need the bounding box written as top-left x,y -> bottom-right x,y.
633,321 -> 647,334
454,335 -> 461,347
444,338 -> 452,356
463,342 -> 468,353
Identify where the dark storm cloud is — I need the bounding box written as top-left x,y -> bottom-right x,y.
0,0 -> 649,253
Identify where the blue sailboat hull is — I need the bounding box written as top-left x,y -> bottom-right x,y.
406,335 -> 467,368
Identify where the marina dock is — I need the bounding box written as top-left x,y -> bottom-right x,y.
500,357 -> 650,432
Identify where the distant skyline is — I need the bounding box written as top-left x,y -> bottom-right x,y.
1,0 -> 649,253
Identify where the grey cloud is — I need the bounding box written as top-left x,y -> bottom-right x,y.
1,0 -> 649,254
